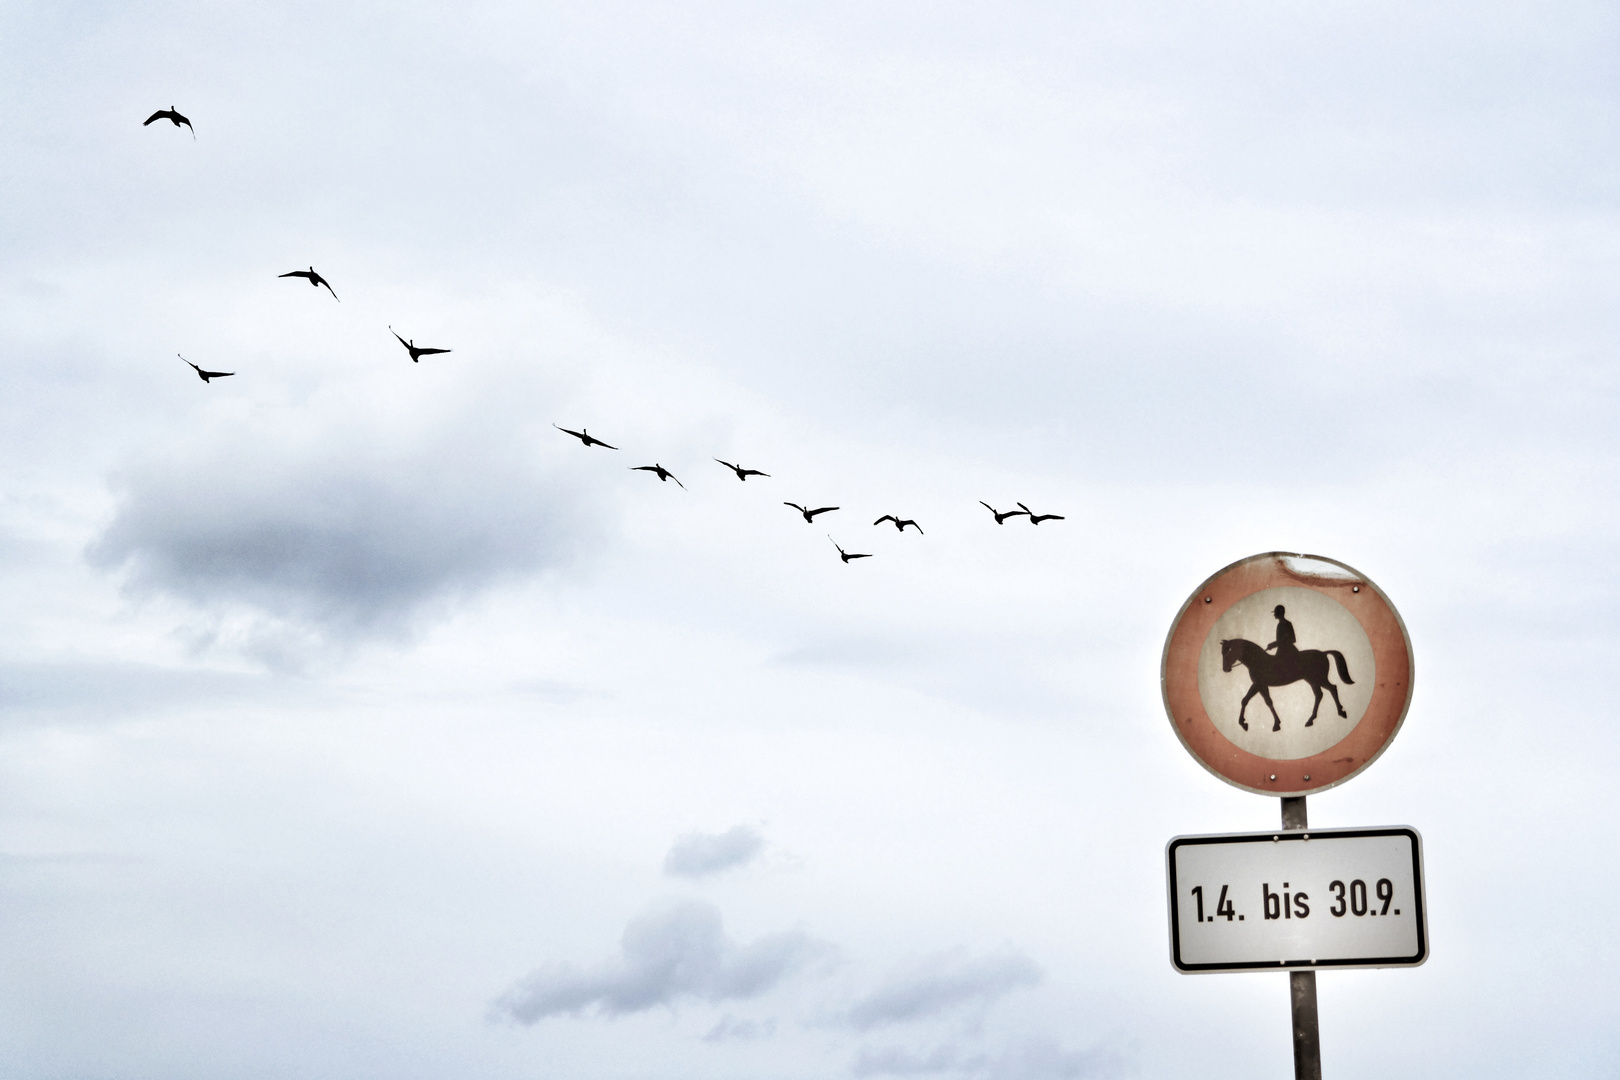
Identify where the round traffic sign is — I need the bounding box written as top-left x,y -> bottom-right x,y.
1161,552 -> 1413,796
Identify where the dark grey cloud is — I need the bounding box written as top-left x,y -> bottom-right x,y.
847,950 -> 1042,1032
87,421 -> 597,657
493,900 -> 829,1024
663,825 -> 765,879
854,1037 -> 1136,1080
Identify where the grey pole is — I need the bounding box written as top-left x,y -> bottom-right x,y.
1281,796 -> 1322,1080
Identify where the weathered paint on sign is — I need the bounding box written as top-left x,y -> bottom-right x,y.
1161,553 -> 1413,796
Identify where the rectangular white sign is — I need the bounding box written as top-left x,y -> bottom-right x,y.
1166,826 -> 1427,973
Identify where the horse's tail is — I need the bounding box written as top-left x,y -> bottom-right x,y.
1325,650 -> 1354,685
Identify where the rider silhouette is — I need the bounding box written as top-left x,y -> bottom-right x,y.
1266,605 -> 1301,678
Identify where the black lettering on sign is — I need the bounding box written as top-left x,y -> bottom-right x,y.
1293,892 -> 1309,918
1351,879 -> 1368,917
1263,883 -> 1281,920
1377,878 -> 1394,915
1217,884 -> 1236,921
1329,880 -> 1347,917
1192,885 -> 1205,923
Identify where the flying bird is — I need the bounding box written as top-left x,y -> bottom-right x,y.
553,424 -> 618,449
631,463 -> 684,487
389,327 -> 451,362
785,502 -> 839,523
714,458 -> 769,481
178,354 -> 232,382
279,266 -> 339,301
829,536 -> 872,563
874,515 -> 923,534
1017,502 -> 1066,524
143,107 -> 194,138
979,501 -> 1029,524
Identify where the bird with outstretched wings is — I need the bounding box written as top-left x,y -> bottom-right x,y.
785,502 -> 838,523
554,424 -> 618,449
143,107 -> 194,138
390,327 -> 451,362
178,354 -> 232,382
631,464 -> 684,487
715,458 -> 769,481
280,266 -> 339,301
874,515 -> 923,534
829,536 -> 872,563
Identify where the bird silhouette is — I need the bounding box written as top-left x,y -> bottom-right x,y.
715,458 -> 769,481
143,107 -> 194,138
785,502 -> 839,523
874,515 -> 923,534
829,536 -> 872,563
979,501 -> 1029,524
178,354 -> 232,382
554,424 -> 618,449
279,266 -> 339,301
631,464 -> 684,487
1017,502 -> 1065,524
389,327 -> 451,362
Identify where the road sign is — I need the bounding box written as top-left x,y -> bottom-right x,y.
1166,827 -> 1428,973
1161,552 -> 1414,797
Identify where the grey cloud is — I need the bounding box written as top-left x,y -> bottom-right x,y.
494,900 -> 829,1023
848,950 -> 1042,1032
663,825 -> 765,878
702,1014 -> 776,1043
855,1037 -> 1136,1080
88,426 -> 596,655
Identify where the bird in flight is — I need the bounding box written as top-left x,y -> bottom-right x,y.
1017,502 -> 1066,524
554,424 -> 618,449
979,501 -> 1029,524
279,266 -> 339,301
178,354 -> 232,382
829,536 -> 872,563
874,515 -> 923,534
631,463 -> 684,487
143,107 -> 194,138
785,502 -> 839,523
714,458 -> 769,481
389,327 -> 451,363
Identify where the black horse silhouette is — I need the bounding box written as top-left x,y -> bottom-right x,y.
1220,638 -> 1354,732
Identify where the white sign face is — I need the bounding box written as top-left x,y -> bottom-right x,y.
1166,827 -> 1427,973
1196,586 -> 1377,760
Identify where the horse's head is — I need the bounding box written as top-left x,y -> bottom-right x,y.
1220,639 -> 1242,672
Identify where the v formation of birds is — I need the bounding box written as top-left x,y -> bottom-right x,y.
146,107 -> 1065,563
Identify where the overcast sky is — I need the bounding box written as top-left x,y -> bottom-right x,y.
2,2 -> 1617,1077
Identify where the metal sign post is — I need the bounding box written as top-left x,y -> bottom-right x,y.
1159,554 -> 1422,1078
1283,797 -> 1320,1080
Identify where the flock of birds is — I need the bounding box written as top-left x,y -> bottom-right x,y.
147,108 -> 1065,564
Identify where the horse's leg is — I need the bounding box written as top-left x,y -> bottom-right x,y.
1325,681 -> 1348,719
1258,686 -> 1283,732
1305,681 -> 1322,726
1237,685 -> 1261,731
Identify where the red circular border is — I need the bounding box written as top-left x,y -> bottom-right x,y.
1160,552 -> 1414,797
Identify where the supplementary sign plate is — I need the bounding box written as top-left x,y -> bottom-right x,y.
1166,826 -> 1427,973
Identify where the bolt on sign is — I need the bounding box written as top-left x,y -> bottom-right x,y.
1160,552 -> 1415,797
1166,827 -> 1428,973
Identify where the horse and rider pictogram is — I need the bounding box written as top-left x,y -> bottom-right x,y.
1220,604 -> 1355,732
